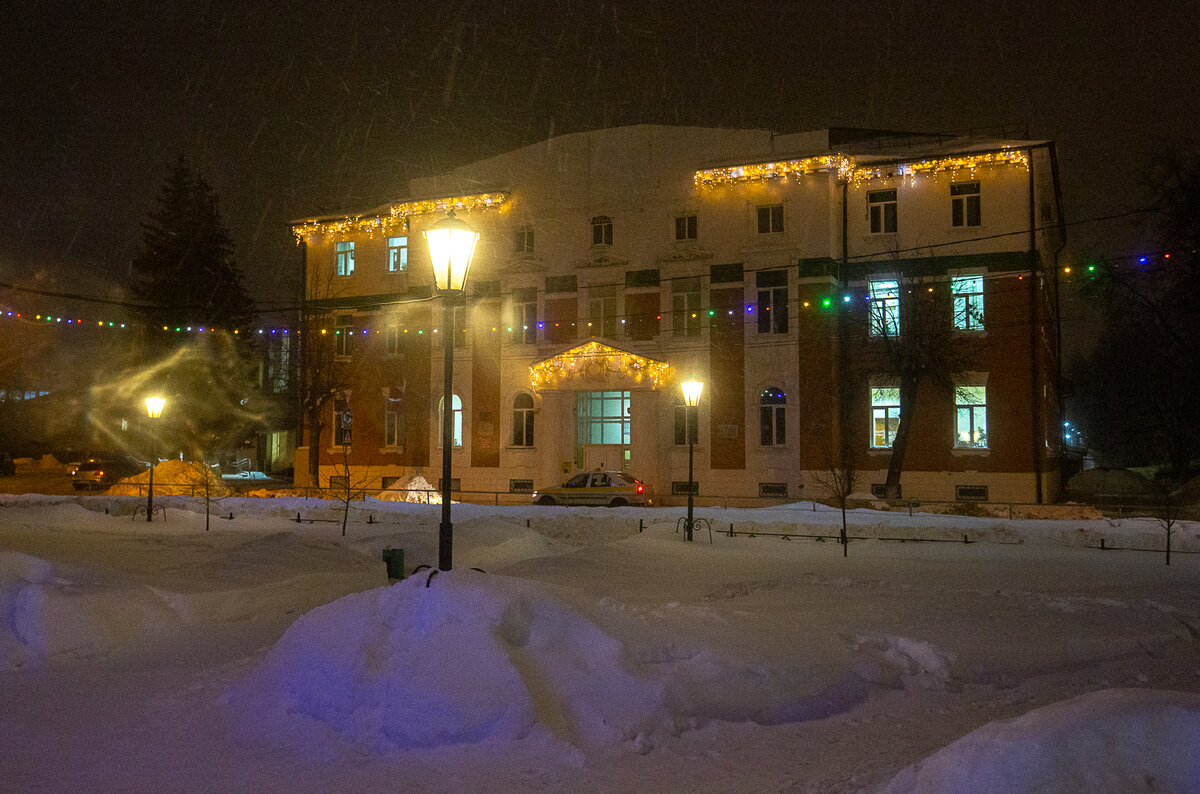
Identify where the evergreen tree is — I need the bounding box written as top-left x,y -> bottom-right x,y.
132,157 -> 253,331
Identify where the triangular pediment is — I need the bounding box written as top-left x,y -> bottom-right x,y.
530,339 -> 671,390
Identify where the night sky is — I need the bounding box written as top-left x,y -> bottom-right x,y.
2,1 -> 1195,313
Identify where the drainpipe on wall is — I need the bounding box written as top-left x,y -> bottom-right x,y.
1027,149 -> 1043,504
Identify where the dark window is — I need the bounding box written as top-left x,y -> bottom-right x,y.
710,263 -> 744,284
515,225 -> 534,253
509,479 -> 534,493
625,269 -> 660,288
511,287 -> 537,345
675,214 -> 698,240
759,482 -> 788,498
956,484 -> 989,501
673,394 -> 699,446
512,393 -> 535,446
757,204 -> 784,234
951,182 -> 981,227
869,189 -> 898,234
759,387 -> 786,446
545,275 -> 577,294
756,270 -> 788,334
672,481 -> 699,495
592,216 -> 613,246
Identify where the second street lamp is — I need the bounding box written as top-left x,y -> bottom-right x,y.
680,380 -> 703,542
143,396 -> 166,522
424,210 -> 479,572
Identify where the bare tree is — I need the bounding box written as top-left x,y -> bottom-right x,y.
852,267 -> 978,500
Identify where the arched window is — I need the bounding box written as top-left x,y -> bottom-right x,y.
438,394 -> 463,448
759,387 -> 786,447
512,393 -> 534,447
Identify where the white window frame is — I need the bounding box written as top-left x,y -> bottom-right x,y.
952,273 -> 985,331
588,286 -> 619,338
387,236 -> 408,272
384,402 -> 404,448
675,213 -> 698,241
591,216 -> 613,246
512,393 -> 535,447
955,385 -> 988,449
756,204 -> 784,234
333,396 -> 352,447
869,279 -> 900,337
871,387 -> 901,448
515,225 -> 534,253
951,181 -> 982,228
672,277 -> 702,337
759,387 -> 786,447
868,189 -> 898,234
335,314 -> 354,357
336,240 -> 355,276
438,394 -> 463,448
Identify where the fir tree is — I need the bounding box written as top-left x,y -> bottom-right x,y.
132,157 -> 253,330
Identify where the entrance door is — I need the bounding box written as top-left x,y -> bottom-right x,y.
577,391 -> 631,473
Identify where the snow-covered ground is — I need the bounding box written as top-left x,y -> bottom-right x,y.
1,491 -> 1198,792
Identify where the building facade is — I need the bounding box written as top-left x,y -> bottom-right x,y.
293,125 -> 1064,505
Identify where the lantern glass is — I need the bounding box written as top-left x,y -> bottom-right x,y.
424,213 -> 479,292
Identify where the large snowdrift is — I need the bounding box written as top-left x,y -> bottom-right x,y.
885,688 -> 1200,793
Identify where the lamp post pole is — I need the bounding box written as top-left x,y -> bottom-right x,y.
680,381 -> 704,542
439,293 -> 455,570
425,210 -> 479,572
144,396 -> 165,523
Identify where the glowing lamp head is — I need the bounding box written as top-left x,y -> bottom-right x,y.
424,210 -> 479,293
145,396 -> 166,419
680,380 -> 704,407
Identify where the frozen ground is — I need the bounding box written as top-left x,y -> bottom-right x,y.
1,490 -> 1199,792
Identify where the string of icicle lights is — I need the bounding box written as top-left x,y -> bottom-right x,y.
290,192 -> 510,241
694,149 -> 1031,189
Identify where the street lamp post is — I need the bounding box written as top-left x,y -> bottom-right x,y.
144,396 -> 165,522
424,210 -> 479,571
680,380 -> 704,542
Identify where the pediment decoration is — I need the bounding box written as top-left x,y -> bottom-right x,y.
575,253 -> 629,269
530,339 -> 670,390
656,241 -> 714,263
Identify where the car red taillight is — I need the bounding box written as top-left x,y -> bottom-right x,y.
636,484 -> 643,494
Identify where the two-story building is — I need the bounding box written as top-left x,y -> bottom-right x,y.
293,124 -> 1064,505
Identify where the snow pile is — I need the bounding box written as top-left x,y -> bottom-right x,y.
885,689 -> 1200,793
108,460 -> 227,497
37,454 -> 62,469
228,567 -> 876,755
228,571 -> 668,752
376,474 -> 441,503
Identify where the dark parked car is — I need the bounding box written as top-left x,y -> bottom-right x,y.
72,458 -> 143,490
0,453 -> 15,477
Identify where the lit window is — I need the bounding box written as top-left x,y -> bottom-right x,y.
515,225 -> 534,253
871,388 -> 900,448
387,236 -> 408,272
869,279 -> 900,337
438,394 -> 463,448
336,241 -> 355,276
672,277 -> 701,337
952,274 -> 985,331
592,216 -> 613,246
756,204 -> 784,234
955,386 -> 988,448
759,387 -> 786,447
675,214 -> 698,240
868,189 -> 897,234
512,393 -> 534,447
951,182 -> 981,227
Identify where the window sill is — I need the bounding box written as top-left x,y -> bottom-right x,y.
951,447 -> 990,456
867,448 -> 893,455
506,445 -> 535,451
